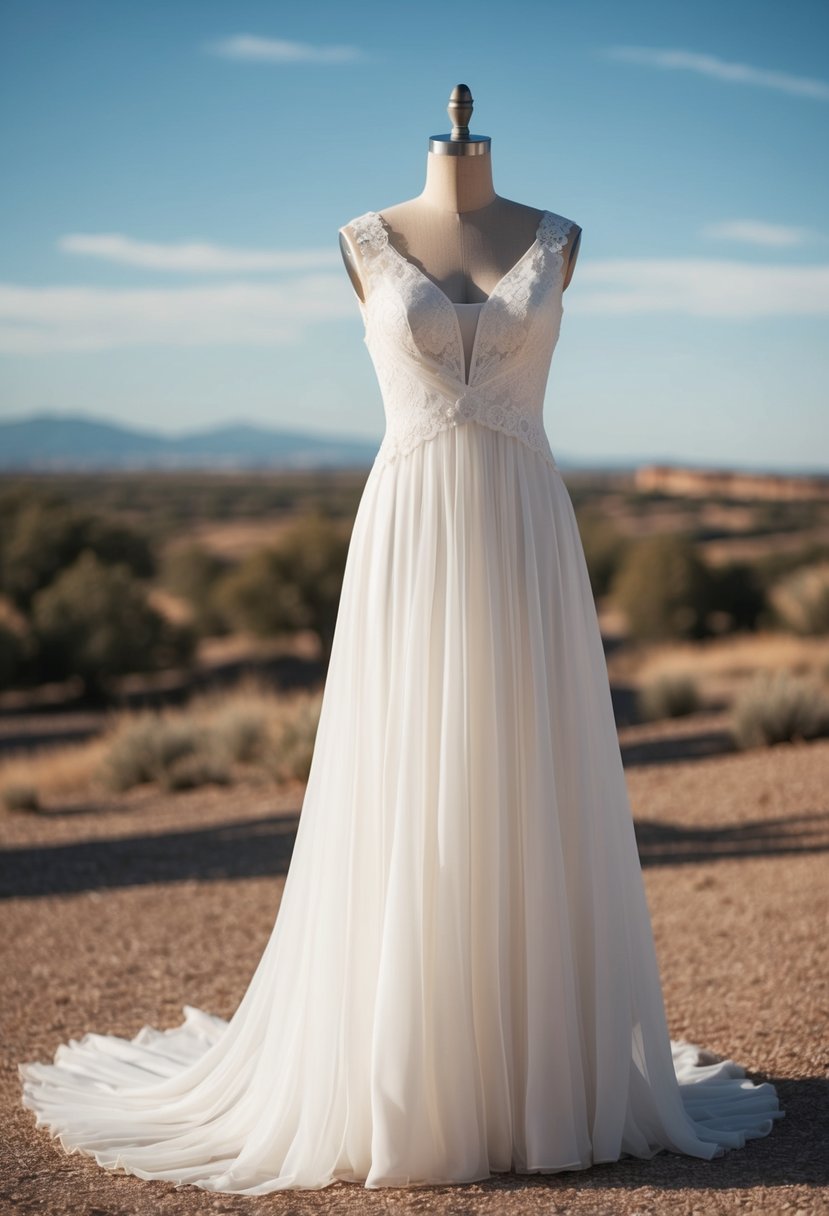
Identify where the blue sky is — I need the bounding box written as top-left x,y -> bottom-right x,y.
1,0 -> 827,471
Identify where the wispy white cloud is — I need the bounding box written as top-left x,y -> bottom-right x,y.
205,34 -> 365,63
59,233 -> 341,273
602,46 -> 829,101
700,220 -> 821,248
571,259 -> 829,317
0,277 -> 354,353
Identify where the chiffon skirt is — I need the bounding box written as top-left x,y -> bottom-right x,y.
18,423 -> 783,1193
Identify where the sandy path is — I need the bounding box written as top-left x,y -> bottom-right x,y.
1,729 -> 827,1215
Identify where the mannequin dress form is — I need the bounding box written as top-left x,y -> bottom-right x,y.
18,85 -> 782,1194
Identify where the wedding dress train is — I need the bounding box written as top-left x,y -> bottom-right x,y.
18,206 -> 783,1193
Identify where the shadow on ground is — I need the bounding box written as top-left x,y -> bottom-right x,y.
634,810 -> 829,866
620,728 -> 736,767
2,809 -> 829,901
0,811 -> 300,899
468,1074 -> 827,1192
469,1074 -> 821,1186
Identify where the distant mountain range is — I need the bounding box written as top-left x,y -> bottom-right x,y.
0,413 -> 824,477
0,414 -> 380,471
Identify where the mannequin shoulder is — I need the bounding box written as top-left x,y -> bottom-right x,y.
337,216 -> 364,267
338,224 -> 367,304
338,213 -> 383,304
557,216 -> 582,291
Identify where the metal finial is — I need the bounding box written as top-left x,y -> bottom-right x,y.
448,84 -> 473,140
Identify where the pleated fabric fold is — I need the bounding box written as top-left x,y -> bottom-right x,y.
19,424 -> 783,1193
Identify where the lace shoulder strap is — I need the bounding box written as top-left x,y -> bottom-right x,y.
342,211 -> 389,277
538,211 -> 575,254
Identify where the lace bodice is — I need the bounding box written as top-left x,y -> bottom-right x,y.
340,207 -> 575,470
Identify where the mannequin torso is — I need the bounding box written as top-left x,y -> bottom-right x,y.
339,148 -> 582,308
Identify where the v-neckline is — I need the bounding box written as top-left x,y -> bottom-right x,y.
368,209 -> 550,387
370,208 -> 548,309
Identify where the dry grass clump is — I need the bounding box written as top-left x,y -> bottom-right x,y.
260,692 -> 321,785
187,679 -> 273,764
188,676 -> 322,783
98,713 -> 231,793
730,669 -> 829,749
770,561 -> 829,635
636,672 -> 701,722
98,678 -> 322,794
0,675 -> 323,810
156,747 -> 233,793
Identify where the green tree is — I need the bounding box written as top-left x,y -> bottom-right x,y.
611,532 -> 714,641
31,550 -> 194,698
708,562 -> 766,634
1,499 -> 155,610
217,514 -> 350,660
161,543 -> 230,636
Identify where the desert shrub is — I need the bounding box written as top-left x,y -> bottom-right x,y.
161,544 -> 230,636
263,691 -> 323,785
148,716 -> 210,773
215,549 -> 291,638
1,501 -> 89,610
707,562 -> 766,634
99,712 -> 229,793
576,511 -> 630,598
611,533 -> 714,641
1,781 -> 39,812
1,499 -> 155,610
769,562 -> 829,636
157,750 -> 232,793
209,701 -> 269,763
100,714 -> 184,791
99,685 -> 318,793
81,517 -> 156,579
637,673 -> 701,721
754,543 -> 829,590
30,551 -> 194,697
216,514 -> 350,659
730,670 -> 829,749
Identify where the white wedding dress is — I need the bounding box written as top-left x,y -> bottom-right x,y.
18,207 -> 783,1193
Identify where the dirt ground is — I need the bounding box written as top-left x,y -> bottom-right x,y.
1,715 -> 827,1216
